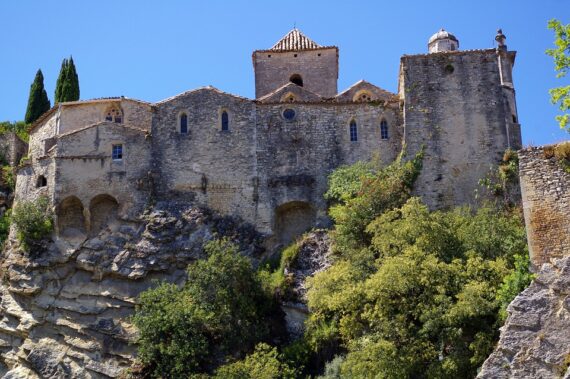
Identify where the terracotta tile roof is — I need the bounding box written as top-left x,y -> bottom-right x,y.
270,28 -> 322,51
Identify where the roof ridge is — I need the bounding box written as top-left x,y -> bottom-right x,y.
270,28 -> 321,51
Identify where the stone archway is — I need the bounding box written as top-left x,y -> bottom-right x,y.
89,194 -> 119,236
274,201 -> 316,245
57,196 -> 86,238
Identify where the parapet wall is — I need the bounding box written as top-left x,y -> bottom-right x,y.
519,145 -> 570,268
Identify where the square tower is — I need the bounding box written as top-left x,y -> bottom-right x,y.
252,29 -> 338,98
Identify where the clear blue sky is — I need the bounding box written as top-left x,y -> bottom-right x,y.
0,0 -> 567,145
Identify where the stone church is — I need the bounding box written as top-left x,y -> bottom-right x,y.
17,28 -> 521,245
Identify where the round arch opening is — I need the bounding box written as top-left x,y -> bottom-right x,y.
274,201 -> 316,245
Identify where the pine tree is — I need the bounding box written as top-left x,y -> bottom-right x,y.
24,69 -> 51,124
54,56 -> 80,103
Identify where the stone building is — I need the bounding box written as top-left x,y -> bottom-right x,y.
17,28 -> 522,245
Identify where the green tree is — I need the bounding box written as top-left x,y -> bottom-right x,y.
132,239 -> 277,377
11,196 -> 53,251
213,343 -> 298,379
24,70 -> 51,124
55,56 -> 80,103
546,19 -> 570,131
306,197 -> 528,378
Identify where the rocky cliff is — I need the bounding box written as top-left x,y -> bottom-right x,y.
478,256 -> 570,379
0,202 -> 263,378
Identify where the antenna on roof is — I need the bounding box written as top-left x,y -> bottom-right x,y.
293,21 -> 297,30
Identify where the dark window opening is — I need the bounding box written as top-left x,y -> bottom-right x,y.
318,53 -> 321,56
512,114 -> 517,123
36,175 -> 47,188
180,113 -> 188,134
268,54 -> 271,58
294,54 -> 298,57
350,120 -> 358,142
283,108 -> 296,120
112,144 -> 123,161
105,108 -> 123,123
380,120 -> 389,140
221,111 -> 229,131
290,74 -> 303,87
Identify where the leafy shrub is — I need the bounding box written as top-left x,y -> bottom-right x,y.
0,210 -> 11,246
496,253 -> 534,321
213,343 -> 298,379
11,196 -> 53,250
329,150 -> 423,254
306,197 -> 529,378
132,239 -> 277,377
2,166 -> 14,190
0,121 -> 29,142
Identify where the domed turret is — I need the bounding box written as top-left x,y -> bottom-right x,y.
428,28 -> 459,53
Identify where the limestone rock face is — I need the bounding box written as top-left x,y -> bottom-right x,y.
478,256 -> 570,379
0,202 -> 262,378
280,230 -> 331,339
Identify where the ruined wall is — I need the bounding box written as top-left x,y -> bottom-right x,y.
253,48 -> 338,98
0,133 -> 28,166
519,145 -> 570,268
400,49 -> 522,209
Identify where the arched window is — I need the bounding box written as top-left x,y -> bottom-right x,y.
180,113 -> 188,134
349,120 -> 358,142
221,111 -> 229,131
105,107 -> 123,123
380,119 -> 389,140
290,74 -> 303,87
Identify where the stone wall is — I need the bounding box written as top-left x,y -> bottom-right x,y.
253,47 -> 338,98
400,49 -> 522,209
519,145 -> 570,268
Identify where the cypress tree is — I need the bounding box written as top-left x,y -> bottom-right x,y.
24,69 -> 51,124
67,56 -> 80,101
54,56 -> 80,103
54,58 -> 68,104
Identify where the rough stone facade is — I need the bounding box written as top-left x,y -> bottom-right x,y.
519,146 -> 570,268
17,28 -> 521,247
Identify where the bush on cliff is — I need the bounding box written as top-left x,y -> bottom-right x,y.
11,196 -> 53,250
306,197 -> 528,378
133,239 -> 278,377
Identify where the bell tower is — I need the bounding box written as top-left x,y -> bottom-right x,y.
252,29 -> 339,98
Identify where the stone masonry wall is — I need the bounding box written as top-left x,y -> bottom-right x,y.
400,49 -> 522,209
519,145 -> 570,268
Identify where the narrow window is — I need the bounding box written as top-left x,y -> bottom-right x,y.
290,74 -> 303,87
112,144 -> 123,161
36,175 -> 47,188
512,114 -> 517,123
221,111 -> 229,131
180,113 -> 188,134
114,114 -> 122,123
105,114 -> 113,121
349,120 -> 358,142
380,120 -> 389,140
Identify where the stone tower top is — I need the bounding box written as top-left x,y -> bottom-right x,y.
428,28 -> 459,53
252,29 -> 338,98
